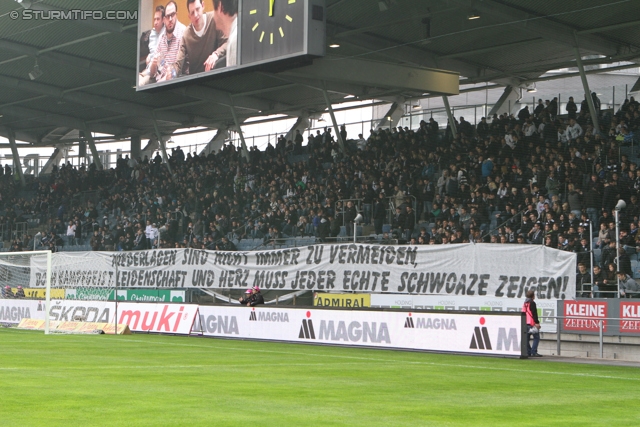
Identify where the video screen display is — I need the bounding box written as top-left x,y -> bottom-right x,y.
137,0 -> 325,90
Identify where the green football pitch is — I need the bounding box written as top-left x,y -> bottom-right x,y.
1,329 -> 639,427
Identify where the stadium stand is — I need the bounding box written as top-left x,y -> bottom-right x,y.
1,96 -> 639,274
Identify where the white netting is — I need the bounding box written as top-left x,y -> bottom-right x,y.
0,251 -> 47,300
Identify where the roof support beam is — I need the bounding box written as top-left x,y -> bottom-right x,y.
284,114 -> 309,144
82,130 -> 103,170
200,127 -> 229,156
574,36 -> 601,136
6,127 -> 26,187
489,86 -> 522,117
0,75 -> 197,126
321,81 -> 346,154
0,105 -> 128,137
439,38 -> 544,59
451,0 -> 621,55
282,58 -> 459,95
228,97 -> 250,161
442,97 -> 457,140
39,147 -> 64,175
152,119 -> 172,176
374,100 -> 404,130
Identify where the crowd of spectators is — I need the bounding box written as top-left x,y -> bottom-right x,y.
1,95 -> 639,281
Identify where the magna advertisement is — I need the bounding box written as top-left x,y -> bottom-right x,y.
29,244 -> 576,299
193,306 -> 526,357
371,294 -> 558,333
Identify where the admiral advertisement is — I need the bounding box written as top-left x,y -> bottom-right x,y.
194,306 -> 526,357
29,244 -> 576,299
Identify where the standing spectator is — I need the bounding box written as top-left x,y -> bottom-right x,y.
522,290 -> 542,357
373,193 -> 386,235
566,96 -> 578,119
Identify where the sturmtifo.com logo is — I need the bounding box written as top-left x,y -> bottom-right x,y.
10,8 -> 137,21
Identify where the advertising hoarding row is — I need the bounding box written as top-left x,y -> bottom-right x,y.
194,305 -> 526,357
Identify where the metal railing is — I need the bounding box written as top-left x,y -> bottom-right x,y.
542,315 -> 640,359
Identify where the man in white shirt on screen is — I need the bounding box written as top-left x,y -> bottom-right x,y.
149,1 -> 186,82
212,0 -> 238,68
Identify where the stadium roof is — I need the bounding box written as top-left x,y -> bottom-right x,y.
0,0 -> 639,147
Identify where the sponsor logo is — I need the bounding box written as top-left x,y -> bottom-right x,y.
496,327 -> 519,351
298,312 -> 390,343
119,305 -> 187,333
404,312 -> 457,330
199,314 -> 239,335
314,293 -> 370,308
0,304 -> 31,323
299,311 -> 316,339
49,302 -> 110,323
469,317 -> 492,350
404,313 -> 415,328
563,301 -> 607,332
620,302 -> 640,333
249,308 -> 290,322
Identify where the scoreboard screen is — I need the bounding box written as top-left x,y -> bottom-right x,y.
136,0 -> 325,91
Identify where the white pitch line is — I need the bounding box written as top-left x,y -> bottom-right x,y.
4,333 -> 640,382
101,338 -> 640,382
0,362 -> 367,371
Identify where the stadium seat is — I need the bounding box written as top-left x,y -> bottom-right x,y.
382,224 -> 391,233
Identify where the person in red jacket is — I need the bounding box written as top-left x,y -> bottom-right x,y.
522,290 -> 542,357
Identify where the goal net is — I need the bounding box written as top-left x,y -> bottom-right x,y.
0,250 -> 116,334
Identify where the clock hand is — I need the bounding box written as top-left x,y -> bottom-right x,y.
269,0 -> 275,16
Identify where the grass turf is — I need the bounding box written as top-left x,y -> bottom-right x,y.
1,329 -> 640,426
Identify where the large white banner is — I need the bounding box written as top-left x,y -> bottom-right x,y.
370,294 -> 558,333
194,305 -> 525,356
29,244 -> 576,299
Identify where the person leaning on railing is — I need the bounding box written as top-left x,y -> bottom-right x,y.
617,271 -> 640,298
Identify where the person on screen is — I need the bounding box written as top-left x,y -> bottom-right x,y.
168,0 -> 228,78
212,0 -> 238,68
139,5 -> 166,82
149,1 -> 186,83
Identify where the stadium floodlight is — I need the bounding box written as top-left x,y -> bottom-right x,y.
29,58 -> 42,81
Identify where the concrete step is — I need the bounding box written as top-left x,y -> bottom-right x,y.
537,332 -> 640,361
